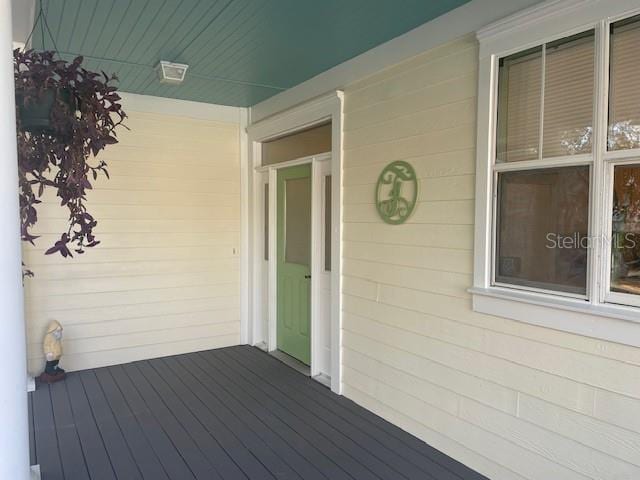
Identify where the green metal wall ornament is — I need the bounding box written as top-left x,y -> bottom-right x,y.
375,161 -> 418,225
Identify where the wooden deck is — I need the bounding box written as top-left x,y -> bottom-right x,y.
29,345 -> 487,480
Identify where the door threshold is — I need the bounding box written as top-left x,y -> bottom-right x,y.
254,341 -> 268,352
270,350 -> 310,376
312,372 -> 331,388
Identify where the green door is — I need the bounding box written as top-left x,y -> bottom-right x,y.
277,164 -> 311,365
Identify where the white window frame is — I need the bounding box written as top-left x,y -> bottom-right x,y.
472,0 -> 640,348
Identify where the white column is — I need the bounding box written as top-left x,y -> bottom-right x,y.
0,0 -> 30,479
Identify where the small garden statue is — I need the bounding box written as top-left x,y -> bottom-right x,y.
38,320 -> 65,383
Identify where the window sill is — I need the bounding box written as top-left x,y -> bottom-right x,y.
469,286 -> 640,348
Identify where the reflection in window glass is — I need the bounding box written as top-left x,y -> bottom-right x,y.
611,165 -> 640,295
324,175 -> 332,272
543,31 -> 594,157
284,177 -> 311,265
495,166 -> 589,294
496,47 -> 542,162
609,16 -> 640,151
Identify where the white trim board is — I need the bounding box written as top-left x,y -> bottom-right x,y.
245,91 -> 344,394
119,92 -> 243,124
255,152 -> 324,173
247,93 -> 339,140
240,108 -> 250,344
476,0 -> 640,58
30,465 -> 40,480
472,288 -> 640,348
249,0 -> 543,123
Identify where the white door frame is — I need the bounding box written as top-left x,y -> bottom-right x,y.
260,152 -> 331,379
311,156 -> 332,380
244,91 -> 343,394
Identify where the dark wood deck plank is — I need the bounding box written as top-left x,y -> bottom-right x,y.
242,346 -> 488,480
196,350 -> 384,480
78,371 -> 143,480
214,348 -> 415,480
49,380 -> 90,480
234,346 -> 470,480
154,356 -> 302,480
64,373 -> 117,480
92,368 -> 171,480
32,384 -> 64,480
188,353 -> 362,480
176,354 -> 335,480
30,346 -> 488,480
341,391 -> 487,480
106,365 -> 196,480
184,353 -> 352,480
132,360 -> 254,480
226,347 -> 448,480
120,362 -> 226,480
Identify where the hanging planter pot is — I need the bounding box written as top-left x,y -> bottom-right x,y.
17,87 -> 75,134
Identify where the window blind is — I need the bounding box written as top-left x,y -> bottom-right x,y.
497,32 -> 594,162
497,48 -> 542,162
543,33 -> 594,157
609,16 -> 640,150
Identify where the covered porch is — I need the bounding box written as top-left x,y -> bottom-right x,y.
5,0 -> 640,479
6,2 -> 502,478
29,346 -> 485,480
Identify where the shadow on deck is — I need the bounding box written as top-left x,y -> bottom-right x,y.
29,345 -> 488,480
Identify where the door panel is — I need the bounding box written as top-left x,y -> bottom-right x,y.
277,164 -> 311,364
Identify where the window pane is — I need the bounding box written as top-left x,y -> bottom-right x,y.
609,16 -> 640,151
284,177 -> 311,265
264,183 -> 269,261
610,165 -> 640,295
542,31 -> 594,157
324,175 -> 332,272
262,123 -> 331,166
495,166 -> 589,294
496,47 -> 542,162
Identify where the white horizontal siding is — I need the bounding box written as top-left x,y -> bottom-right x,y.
342,34 -> 640,479
23,109 -> 242,373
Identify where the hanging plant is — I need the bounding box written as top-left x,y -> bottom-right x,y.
14,48 -> 127,263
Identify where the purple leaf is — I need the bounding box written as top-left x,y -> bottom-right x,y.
14,49 -> 126,271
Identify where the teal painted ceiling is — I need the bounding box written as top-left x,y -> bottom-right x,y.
32,0 -> 470,107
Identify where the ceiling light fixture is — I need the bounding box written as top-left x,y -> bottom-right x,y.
155,61 -> 189,85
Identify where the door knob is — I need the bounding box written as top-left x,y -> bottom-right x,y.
304,274 -> 311,279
